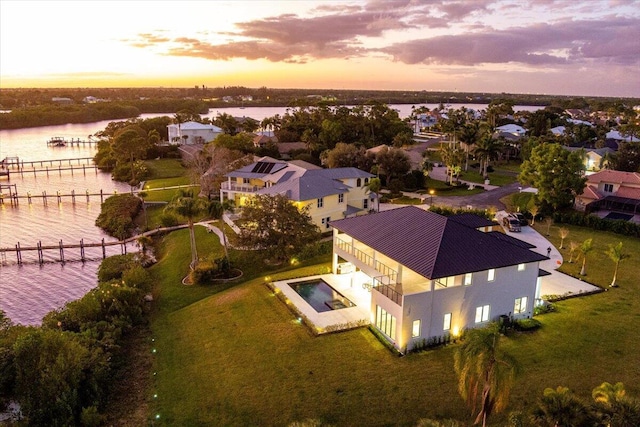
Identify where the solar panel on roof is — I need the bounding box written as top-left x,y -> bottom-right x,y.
251,161 -> 277,174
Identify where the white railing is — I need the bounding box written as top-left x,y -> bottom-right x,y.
220,182 -> 261,193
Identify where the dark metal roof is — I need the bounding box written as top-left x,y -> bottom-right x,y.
449,213 -> 496,229
486,231 -> 536,249
539,268 -> 552,277
330,206 -> 547,280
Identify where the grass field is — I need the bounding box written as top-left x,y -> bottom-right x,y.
147,220 -> 640,426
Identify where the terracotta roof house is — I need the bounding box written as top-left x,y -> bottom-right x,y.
220,156 -> 375,230
326,206 -> 548,352
575,170 -> 640,214
167,121 -> 223,145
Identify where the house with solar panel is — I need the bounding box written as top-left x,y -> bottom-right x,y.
327,206 -> 548,352
220,156 -> 376,230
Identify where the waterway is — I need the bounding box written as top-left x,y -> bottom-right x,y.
0,103 -> 541,325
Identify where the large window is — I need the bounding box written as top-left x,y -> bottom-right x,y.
604,183 -> 614,193
363,199 -> 369,209
487,269 -> 495,282
376,306 -> 397,340
518,263 -> 525,271
321,217 -> 331,229
338,193 -> 344,203
464,272 -> 472,286
437,276 -> 455,288
475,305 -> 490,323
443,313 -> 452,331
317,198 -> 323,208
514,297 -> 528,314
412,320 -> 421,337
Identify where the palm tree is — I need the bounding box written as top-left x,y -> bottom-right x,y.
440,143 -> 465,185
454,323 -> 519,426
605,242 -> 630,287
533,386 -> 593,427
568,241 -> 579,263
473,134 -> 502,178
458,122 -> 481,171
592,382 -> 640,427
528,204 -> 540,225
579,238 -> 593,276
364,177 -> 382,212
208,199 -> 234,262
558,227 -> 569,249
165,190 -> 205,270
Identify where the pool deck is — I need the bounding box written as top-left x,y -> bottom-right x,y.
272,273 -> 372,332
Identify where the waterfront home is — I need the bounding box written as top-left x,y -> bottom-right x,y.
167,121 -> 223,145
327,206 -> 547,352
575,170 -> 640,216
220,156 -> 375,230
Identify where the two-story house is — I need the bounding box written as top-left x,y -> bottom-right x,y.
220,157 -> 375,230
167,121 -> 223,145
574,170 -> 640,215
329,206 -> 548,352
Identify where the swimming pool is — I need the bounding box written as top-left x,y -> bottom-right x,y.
289,279 -> 356,313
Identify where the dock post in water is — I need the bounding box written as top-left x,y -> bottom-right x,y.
59,240 -> 65,264
37,241 -> 43,265
80,238 -> 85,262
16,242 -> 22,265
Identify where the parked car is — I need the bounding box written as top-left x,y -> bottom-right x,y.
510,212 -> 528,226
503,216 -> 522,232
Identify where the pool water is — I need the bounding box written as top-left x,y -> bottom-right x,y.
289,279 -> 355,313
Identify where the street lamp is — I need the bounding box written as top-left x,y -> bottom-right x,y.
429,189 -> 435,205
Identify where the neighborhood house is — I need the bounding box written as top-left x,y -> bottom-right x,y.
220,156 -> 375,230
167,121 -> 223,145
575,169 -> 640,216
291,206 -> 548,352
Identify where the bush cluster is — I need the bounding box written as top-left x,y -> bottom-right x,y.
0,254 -> 152,426
95,194 -> 142,239
429,205 -> 494,220
552,211 -> 640,237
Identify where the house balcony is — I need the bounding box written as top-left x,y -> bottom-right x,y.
220,182 -> 262,193
335,236 -> 402,306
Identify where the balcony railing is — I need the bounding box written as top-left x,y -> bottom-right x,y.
372,276 -> 403,306
335,236 -> 398,282
220,182 -> 261,193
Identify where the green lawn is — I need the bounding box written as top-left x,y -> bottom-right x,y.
423,177 -> 486,196
144,158 -> 188,179
147,221 -> 640,426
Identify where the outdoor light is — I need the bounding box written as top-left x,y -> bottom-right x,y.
429,189 -> 435,204
452,326 -> 460,337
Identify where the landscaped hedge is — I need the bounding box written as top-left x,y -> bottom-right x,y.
429,205 -> 494,220
552,211 -> 640,238
95,193 -> 142,239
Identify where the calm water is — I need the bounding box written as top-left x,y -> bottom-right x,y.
0,103 -> 541,325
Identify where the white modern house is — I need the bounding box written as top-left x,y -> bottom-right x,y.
328,206 -> 548,352
167,121 -> 223,145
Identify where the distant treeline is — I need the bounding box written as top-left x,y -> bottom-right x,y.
1,86 -> 638,130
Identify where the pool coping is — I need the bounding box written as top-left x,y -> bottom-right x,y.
270,274 -> 372,334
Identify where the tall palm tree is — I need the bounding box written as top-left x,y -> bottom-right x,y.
605,242 -> 630,287
458,122 -> 481,171
579,238 -> 593,276
440,143 -> 465,185
473,134 -> 502,178
166,190 -> 205,270
454,323 -> 519,426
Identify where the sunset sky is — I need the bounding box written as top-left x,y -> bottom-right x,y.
1,0 -> 639,97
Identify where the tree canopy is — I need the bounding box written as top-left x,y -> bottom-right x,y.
237,194 -> 320,262
519,143 -> 587,212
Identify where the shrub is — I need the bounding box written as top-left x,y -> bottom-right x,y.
159,212 -> 180,227
97,254 -> 138,282
513,318 -> 542,331
95,194 -> 142,239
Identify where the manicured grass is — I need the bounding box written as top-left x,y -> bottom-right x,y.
424,177 -> 485,196
147,220 -> 640,425
460,170 -> 518,186
144,158 -> 187,179
532,221 -> 639,289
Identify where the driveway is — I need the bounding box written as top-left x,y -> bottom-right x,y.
496,211 -> 602,298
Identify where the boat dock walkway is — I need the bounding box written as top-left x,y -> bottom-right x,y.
47,137 -> 98,147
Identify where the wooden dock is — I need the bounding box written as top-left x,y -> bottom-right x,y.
47,137 -> 98,147
0,156 -> 98,179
